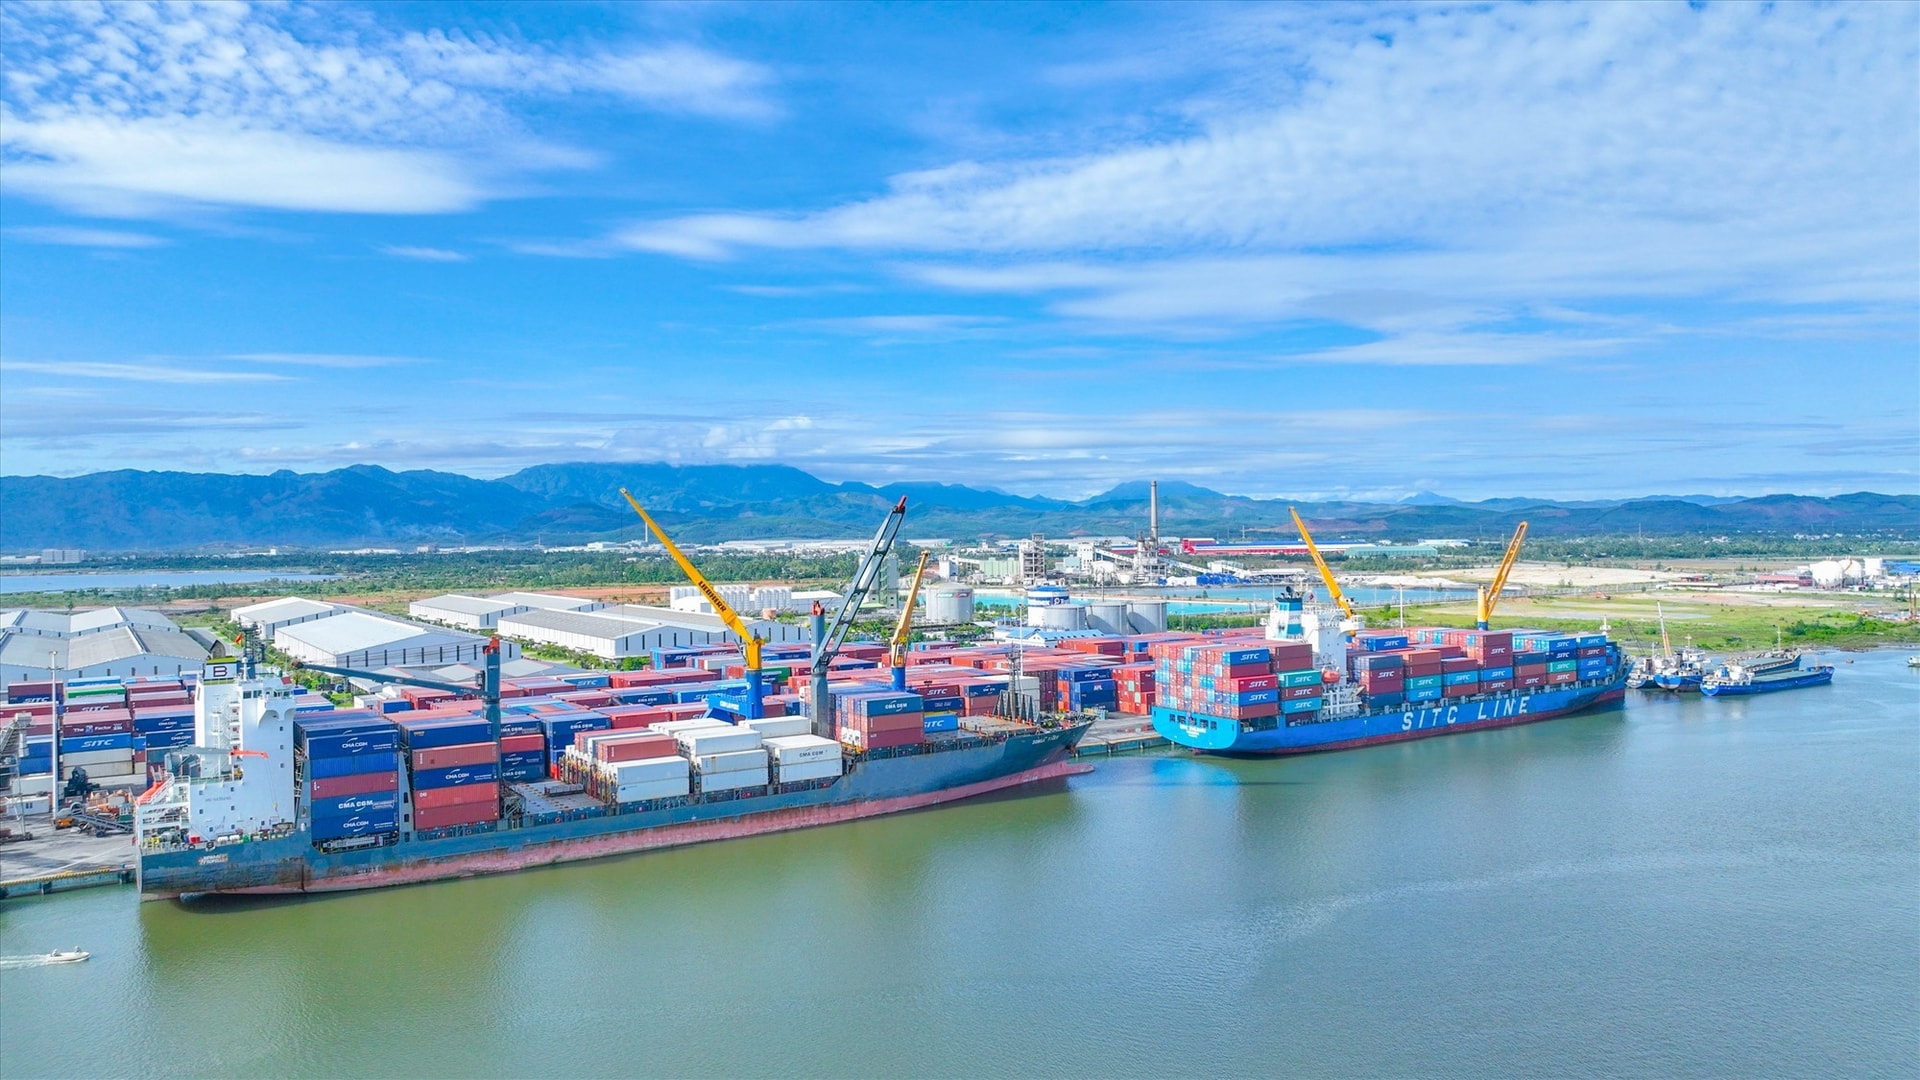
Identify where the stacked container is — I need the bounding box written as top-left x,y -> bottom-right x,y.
832,690 -> 926,750
678,725 -> 768,793
1151,643 -> 1280,722
764,735 -> 844,784
398,717 -> 499,832
297,714 -> 402,843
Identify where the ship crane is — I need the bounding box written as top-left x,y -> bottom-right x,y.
1475,521 -> 1530,630
890,551 -> 932,692
289,636 -> 506,743
620,489 -> 770,720
807,498 -> 911,738
1288,507 -> 1360,627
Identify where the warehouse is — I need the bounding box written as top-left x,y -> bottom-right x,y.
495,604 -> 806,660
230,596 -> 345,638
409,594 -> 530,629
0,606 -> 179,638
487,591 -> 606,613
272,610 -> 517,670
1,622 -> 210,687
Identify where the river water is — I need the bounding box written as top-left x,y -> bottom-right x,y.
0,571 -> 336,595
3,651 -> 1915,1078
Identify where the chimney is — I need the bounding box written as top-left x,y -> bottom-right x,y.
1149,480 -> 1159,542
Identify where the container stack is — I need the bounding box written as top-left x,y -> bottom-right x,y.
499,716 -> 548,782
832,690 -> 926,750
677,725 -> 768,794
567,729 -> 686,803
1113,663 -> 1156,713
1057,666 -> 1119,712
764,734 -> 844,784
296,714 -> 402,843
398,717 -> 499,832
1151,642 -> 1281,723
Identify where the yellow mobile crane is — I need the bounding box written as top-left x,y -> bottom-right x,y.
889,551 -> 932,692
619,488 -> 770,720
1288,507 -> 1355,620
1475,521 -> 1529,630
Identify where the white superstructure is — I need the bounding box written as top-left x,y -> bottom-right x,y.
136,655 -> 298,850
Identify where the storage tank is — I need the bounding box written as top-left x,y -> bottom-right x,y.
1126,600 -> 1167,633
925,585 -> 975,624
1087,601 -> 1130,635
1033,603 -> 1089,631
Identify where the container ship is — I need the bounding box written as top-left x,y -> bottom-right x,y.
1150,596 -> 1628,754
131,652 -> 1089,899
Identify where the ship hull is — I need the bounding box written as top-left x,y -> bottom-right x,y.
140,724 -> 1088,899
1153,676 -> 1628,756
1701,667 -> 1834,696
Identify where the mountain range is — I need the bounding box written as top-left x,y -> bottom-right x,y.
2,463 -> 1915,552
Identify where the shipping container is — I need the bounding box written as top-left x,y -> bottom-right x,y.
413,783 -> 498,811
676,727 -> 762,755
775,758 -> 844,784
409,742 -> 499,770
603,756 -> 690,786
693,748 -> 769,775
411,763 -> 499,789
310,770 -> 400,799
612,776 -> 693,803
307,751 -> 401,779
412,802 -> 498,831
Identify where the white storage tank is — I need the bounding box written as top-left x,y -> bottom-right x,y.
1033,603 -> 1088,631
1087,601 -> 1130,635
925,585 -> 976,624
1126,600 -> 1168,633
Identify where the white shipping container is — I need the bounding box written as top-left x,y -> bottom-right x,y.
698,770 -> 766,794
693,748 -> 767,775
775,758 -> 844,783
742,716 -> 811,738
613,776 -> 692,802
763,734 -> 839,765
649,719 -> 730,736
677,728 -> 761,755
59,748 -> 135,768
601,755 -> 689,785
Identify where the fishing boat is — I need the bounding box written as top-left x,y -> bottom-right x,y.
44,950 -> 89,964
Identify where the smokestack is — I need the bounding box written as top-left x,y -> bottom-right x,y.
1149,480 -> 1159,542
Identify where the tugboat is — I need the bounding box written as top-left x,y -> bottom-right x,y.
1701,653 -> 1834,696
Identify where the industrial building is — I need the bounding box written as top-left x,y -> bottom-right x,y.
0,608 -> 210,687
496,603 -> 808,660
230,596 -> 345,638
272,610 -> 517,670
409,594 -> 531,629
488,591 -> 607,613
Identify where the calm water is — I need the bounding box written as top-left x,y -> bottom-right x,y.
3,652 -> 1915,1078
0,571 -> 336,595
975,585 -> 1471,616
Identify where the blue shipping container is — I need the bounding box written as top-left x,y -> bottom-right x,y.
307,752 -> 401,779
398,719 -> 493,750
922,712 -> 960,733
1367,691 -> 1407,708
295,716 -> 396,742
310,809 -> 399,841
301,728 -> 401,758
1479,666 -> 1515,681
61,733 -> 132,754
1442,671 -> 1480,686
1406,674 -> 1443,691
1281,697 -> 1322,714
921,695 -> 964,712
310,793 -> 400,818
143,728 -> 195,749
1406,685 -> 1444,703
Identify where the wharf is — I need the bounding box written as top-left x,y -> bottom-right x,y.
1073,712 -> 1171,757
0,828 -> 136,900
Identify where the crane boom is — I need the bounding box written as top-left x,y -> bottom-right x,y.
620,488 -> 765,718
1288,507 -> 1354,618
1475,521 -> 1529,630
809,497 -> 910,735
890,551 -> 932,691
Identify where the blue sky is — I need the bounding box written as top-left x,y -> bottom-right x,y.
1,1 -> 1915,500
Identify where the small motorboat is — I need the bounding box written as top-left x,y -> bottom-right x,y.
44,949 -> 89,964
1908,656 -> 1920,668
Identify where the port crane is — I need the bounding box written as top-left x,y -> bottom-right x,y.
806,498 -> 911,737
620,489 -> 772,721
1288,507 -> 1356,620
1474,521 -> 1530,630
287,637 -> 506,743
889,551 -> 932,692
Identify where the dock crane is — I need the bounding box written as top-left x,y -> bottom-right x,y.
1288,507 -> 1356,620
291,636 -> 506,742
620,489 -> 770,721
807,498 -> 911,738
890,551 -> 932,692
1475,521 -> 1530,630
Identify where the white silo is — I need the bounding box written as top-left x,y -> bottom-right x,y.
1087,601 -> 1131,635
925,585 -> 976,624
1126,600 -> 1168,633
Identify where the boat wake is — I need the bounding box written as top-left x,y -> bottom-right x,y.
0,953 -> 86,969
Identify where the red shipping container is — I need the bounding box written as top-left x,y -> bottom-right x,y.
1281,685 -> 1323,701
1442,683 -> 1475,698
1515,673 -> 1547,688
842,726 -> 922,749
413,802 -> 499,830
1481,679 -> 1514,692
1405,663 -> 1443,678
1514,664 -> 1549,678
414,783 -> 497,810
411,742 -> 499,770
311,770 -> 400,798
1546,670 -> 1577,685
500,733 -> 545,753
597,735 -> 679,762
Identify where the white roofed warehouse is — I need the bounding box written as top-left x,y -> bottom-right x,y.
230,596 -> 345,638
409,594 -> 529,629
495,604 -> 807,660
272,611 -> 518,670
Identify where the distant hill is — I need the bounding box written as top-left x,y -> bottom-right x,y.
1,463 -> 1915,552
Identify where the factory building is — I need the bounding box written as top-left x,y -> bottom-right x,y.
668,584 -> 812,615
272,610 -> 516,671
409,594 -> 531,629
487,591 -> 607,613
230,596 -> 346,638
496,603 -> 808,660
0,608 -> 210,687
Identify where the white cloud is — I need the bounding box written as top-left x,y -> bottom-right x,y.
614,3 -> 1916,334
3,360 -> 292,384
6,225 -> 167,248
0,2 -> 776,217
379,245 -> 472,263
225,353 -> 426,369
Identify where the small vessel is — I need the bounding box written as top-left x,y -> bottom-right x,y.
1907,656 -> 1919,668
1640,606 -> 1710,692
1701,652 -> 1834,696
44,950 -> 89,964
